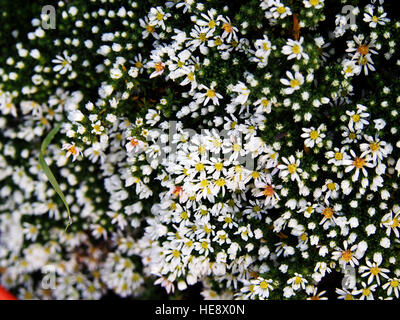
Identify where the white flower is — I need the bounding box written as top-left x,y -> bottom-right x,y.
232,81 -> 250,104
52,51 -> 73,75
301,125 -> 326,148
363,7 -> 389,28
280,71 -> 304,95
62,143 -> 82,162
277,155 -> 302,182
282,37 -> 309,60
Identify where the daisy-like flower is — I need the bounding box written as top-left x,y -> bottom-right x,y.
130,54 -> 147,74
342,150 -> 374,182
363,6 -> 389,28
139,16 -> 159,39
188,25 -> 214,55
360,135 -> 390,164
332,241 -> 359,267
253,96 -> 276,114
217,15 -> 238,43
301,125 -> 326,148
346,104 -> 370,130
342,59 -> 362,78
52,51 -> 73,75
307,287 -> 328,300
380,209 -> 400,238
267,2 -> 292,19
194,84 -> 223,106
359,258 -> 390,285
336,287 -> 357,300
126,137 -> 144,153
0,93 -> 17,117
357,54 -> 376,75
252,277 -> 274,299
303,0 -> 324,9
382,278 -> 400,298
147,53 -> 167,79
326,147 -> 350,166
280,71 -> 304,95
148,6 -> 171,30
321,179 -> 340,202
62,142 -> 82,162
317,205 -> 337,226
277,155 -> 303,182
254,179 -> 282,207
196,9 -> 219,31
354,282 -> 377,300
346,35 -> 378,60
287,273 -> 308,290
281,37 -> 309,60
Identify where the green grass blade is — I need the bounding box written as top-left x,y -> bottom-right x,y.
38,123 -> 72,230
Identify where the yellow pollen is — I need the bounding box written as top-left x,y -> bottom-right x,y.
195,163 -> 205,172
357,45 -> 369,56
327,182 -> 336,191
277,6 -> 286,14
290,79 -> 300,88
263,185 -> 275,197
222,23 -> 233,33
369,142 -> 380,152
288,163 -> 297,174
322,207 -> 334,219
310,130 -> 319,140
292,45 -> 301,54
370,267 -> 380,276
353,157 -> 366,169
341,250 -> 353,262
206,89 -> 216,98
260,281 -> 269,289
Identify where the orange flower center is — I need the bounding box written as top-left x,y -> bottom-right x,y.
357,45 -> 369,56
353,157 -> 366,169
263,185 -> 275,197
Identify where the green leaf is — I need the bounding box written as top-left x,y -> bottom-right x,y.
38,123 -> 72,231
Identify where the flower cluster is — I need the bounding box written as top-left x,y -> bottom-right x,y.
1,0 -> 400,300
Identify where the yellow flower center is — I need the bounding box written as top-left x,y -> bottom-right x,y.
260,281 -> 269,289
335,152 -> 343,160
322,207 -> 334,219
357,45 -> 369,56
288,163 -> 297,174
310,130 -> 319,140
341,250 -> 353,262
353,157 -> 366,169
277,6 -> 286,14
195,163 -> 205,172
216,178 -> 226,187
222,23 -> 233,33
206,89 -> 216,98
199,32 -> 207,42
369,142 -> 380,152
327,182 -> 336,191
292,45 -> 301,54
156,12 -> 164,21
370,267 -> 380,276
290,79 -> 300,88
263,185 -> 275,197
172,250 -> 180,258
352,114 -> 360,123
